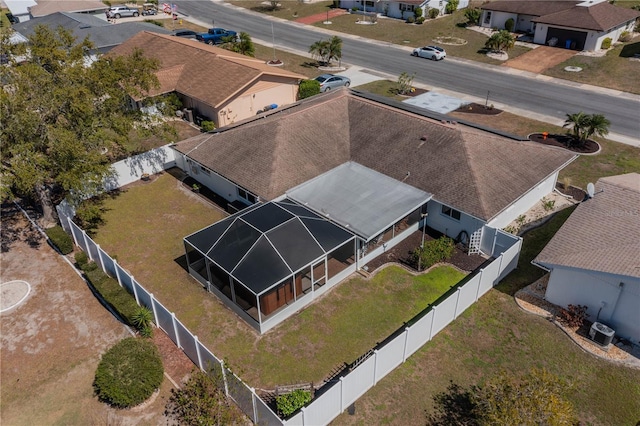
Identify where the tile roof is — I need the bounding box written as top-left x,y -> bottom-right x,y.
532,1 -> 640,32
480,1 -> 578,16
535,173 -> 640,278
172,89 -> 576,221
109,32 -> 305,107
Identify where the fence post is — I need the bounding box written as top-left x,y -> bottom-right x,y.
251,387 -> 258,423
475,269 -> 484,301
131,277 -> 140,305
402,327 -> 410,362
454,288 -> 462,318
171,312 -> 181,348
496,254 -> 504,284
68,216 -> 79,247
82,230 -> 92,261
194,335 -> 203,370
428,306 -> 437,341
301,406 -> 306,426
150,293 -> 159,327
339,376 -> 344,412
372,349 -> 379,385
97,244 -> 107,274
220,358 -> 229,397
113,259 -> 122,287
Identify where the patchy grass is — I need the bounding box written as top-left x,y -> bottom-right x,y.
92,173 -> 465,387
333,209 -> 640,426
544,40 -> 640,94
228,0 -> 335,20
310,10 -> 531,64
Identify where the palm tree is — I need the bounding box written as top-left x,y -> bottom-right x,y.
309,36 -> 343,66
563,112 -> 610,147
228,32 -> 255,57
485,30 -> 515,53
563,111 -> 589,142
585,114 -> 610,140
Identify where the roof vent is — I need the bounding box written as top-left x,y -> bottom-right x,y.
420,135 -> 427,141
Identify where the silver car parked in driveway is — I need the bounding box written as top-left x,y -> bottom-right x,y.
106,5 -> 140,19
315,74 -> 351,92
412,45 -> 446,61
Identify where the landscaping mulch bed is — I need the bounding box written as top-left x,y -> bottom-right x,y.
528,133 -> 599,154
556,183 -> 587,202
363,227 -> 487,274
152,330 -> 195,386
453,102 -> 503,115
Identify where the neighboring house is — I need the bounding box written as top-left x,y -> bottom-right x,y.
480,0 -> 640,51
109,32 -> 306,128
339,0 -> 468,20
11,12 -> 172,56
171,88 -> 576,332
3,0 -> 107,22
533,173 -> 640,344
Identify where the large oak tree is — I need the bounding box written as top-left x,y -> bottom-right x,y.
1,25 -> 165,226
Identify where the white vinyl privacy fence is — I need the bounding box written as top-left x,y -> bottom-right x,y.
57,155 -> 522,426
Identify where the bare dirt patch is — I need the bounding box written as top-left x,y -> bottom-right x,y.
502,46 -> 576,73
0,207 -> 175,425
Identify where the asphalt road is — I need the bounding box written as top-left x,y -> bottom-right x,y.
175,0 -> 639,142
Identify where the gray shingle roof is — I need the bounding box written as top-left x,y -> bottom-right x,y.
535,173 -> 640,278
532,1 -> 640,32
173,89 -> 576,221
480,1 -> 578,16
12,12 -> 171,50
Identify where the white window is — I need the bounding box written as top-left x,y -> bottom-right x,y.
441,205 -> 461,221
484,11 -> 492,25
400,3 -> 415,11
238,188 -> 257,204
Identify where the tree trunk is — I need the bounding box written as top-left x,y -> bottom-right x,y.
36,184 -> 58,228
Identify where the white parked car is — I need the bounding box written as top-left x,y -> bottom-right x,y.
106,5 -> 140,19
412,45 -> 446,61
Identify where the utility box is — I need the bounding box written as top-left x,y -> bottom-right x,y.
589,322 -> 615,346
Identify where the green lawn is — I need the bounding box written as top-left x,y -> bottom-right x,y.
332,208 -> 640,426
92,173 -> 465,387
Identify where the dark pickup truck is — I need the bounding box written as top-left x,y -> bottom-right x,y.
196,28 -> 238,45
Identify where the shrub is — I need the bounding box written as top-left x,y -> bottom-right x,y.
200,120 -> 215,132
80,261 -> 139,326
75,251 -> 89,268
45,225 -> 74,254
414,6 -> 423,18
618,31 -> 632,42
298,79 -> 321,100
143,19 -> 163,27
131,306 -> 154,338
412,236 -> 455,270
601,37 -> 612,49
428,8 -> 439,19
94,337 -> 163,408
276,389 -> 312,417
557,304 -> 588,328
166,369 -> 242,424
504,18 -> 514,32
416,16 -> 425,24
75,200 -> 104,234
445,0 -> 459,14
464,7 -> 481,25
541,196 -> 555,212
406,15 -> 415,24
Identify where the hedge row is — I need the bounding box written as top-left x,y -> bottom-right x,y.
45,225 -> 74,254
76,252 -> 140,327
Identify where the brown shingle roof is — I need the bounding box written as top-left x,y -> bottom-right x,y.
532,1 -> 640,32
535,173 -> 640,278
108,32 -> 305,107
480,1 -> 578,16
172,90 -> 576,221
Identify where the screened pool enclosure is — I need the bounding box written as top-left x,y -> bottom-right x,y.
184,200 -> 357,333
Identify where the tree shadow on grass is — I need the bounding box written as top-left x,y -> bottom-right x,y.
619,41 -> 640,58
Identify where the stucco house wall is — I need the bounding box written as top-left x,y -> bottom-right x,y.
217,77 -> 300,127
487,171 -> 559,230
481,10 -> 517,30
545,267 -> 640,344
426,200 -> 485,241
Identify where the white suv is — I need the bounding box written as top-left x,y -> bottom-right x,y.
106,5 -> 139,19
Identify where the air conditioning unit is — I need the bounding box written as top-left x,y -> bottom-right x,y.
183,109 -> 194,123
589,322 -> 615,346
